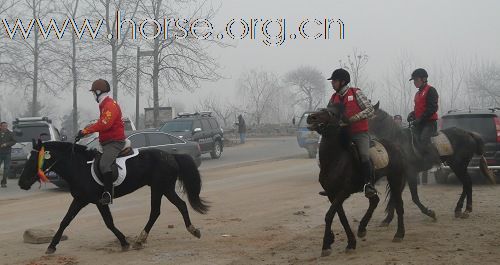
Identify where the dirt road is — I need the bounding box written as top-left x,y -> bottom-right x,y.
1,157 -> 499,265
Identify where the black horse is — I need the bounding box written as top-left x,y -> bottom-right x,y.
18,139 -> 209,254
369,103 -> 495,222
307,105 -> 406,257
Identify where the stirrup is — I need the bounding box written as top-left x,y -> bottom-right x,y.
99,191 -> 113,205
363,184 -> 378,198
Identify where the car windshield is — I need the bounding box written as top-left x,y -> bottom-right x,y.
161,120 -> 193,132
441,115 -> 496,142
13,125 -> 51,142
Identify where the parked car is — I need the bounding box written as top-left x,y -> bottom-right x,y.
434,108 -> 500,184
159,112 -> 224,159
10,117 -> 65,178
294,111 -> 320,158
51,130 -> 202,188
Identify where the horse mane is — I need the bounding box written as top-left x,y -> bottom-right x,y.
43,141 -> 95,159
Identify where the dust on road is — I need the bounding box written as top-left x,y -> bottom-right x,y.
1,157 -> 499,265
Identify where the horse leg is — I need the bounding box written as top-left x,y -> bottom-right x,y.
96,204 -> 130,251
392,189 -> 405,242
408,169 -> 436,220
321,194 -> 346,257
337,204 -> 356,252
380,199 -> 395,227
133,189 -> 163,249
357,194 -> 380,238
164,188 -> 200,239
449,162 -> 472,218
46,198 -> 88,254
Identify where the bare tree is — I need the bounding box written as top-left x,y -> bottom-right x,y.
466,59 -> 500,107
137,0 -> 224,127
85,0 -> 139,101
238,69 -> 281,125
284,66 -> 326,111
380,51 -> 416,116
197,94 -> 236,127
2,0 -> 62,116
339,48 -> 369,88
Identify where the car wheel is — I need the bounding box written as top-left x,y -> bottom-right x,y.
210,140 -> 222,159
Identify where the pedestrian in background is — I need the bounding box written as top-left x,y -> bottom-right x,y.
0,122 -> 16,188
236,114 -> 247,144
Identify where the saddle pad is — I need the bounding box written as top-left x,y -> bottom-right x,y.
87,148 -> 139,187
369,141 -> 389,170
431,132 -> 453,156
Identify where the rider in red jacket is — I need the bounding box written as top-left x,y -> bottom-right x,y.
407,68 -> 440,168
76,79 -> 125,205
326,68 -> 377,198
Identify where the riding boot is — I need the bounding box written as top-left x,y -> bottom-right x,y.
99,172 -> 114,205
362,160 -> 377,198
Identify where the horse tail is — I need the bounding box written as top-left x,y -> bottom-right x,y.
174,154 -> 209,214
469,132 -> 484,155
469,132 -> 496,184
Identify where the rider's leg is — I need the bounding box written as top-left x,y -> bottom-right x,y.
419,121 -> 440,166
352,132 -> 377,198
99,141 -> 125,205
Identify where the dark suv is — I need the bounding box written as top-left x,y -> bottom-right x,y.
435,108 -> 500,183
159,112 -> 224,159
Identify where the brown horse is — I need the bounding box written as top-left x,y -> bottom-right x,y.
307,105 -> 406,257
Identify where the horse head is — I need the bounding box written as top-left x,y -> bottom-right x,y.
18,140 -> 88,190
19,139 -> 46,190
306,104 -> 344,135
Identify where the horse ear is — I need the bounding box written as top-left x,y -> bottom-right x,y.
374,101 -> 380,111
32,139 -> 37,149
37,139 -> 42,148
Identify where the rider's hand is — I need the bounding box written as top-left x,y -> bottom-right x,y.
407,111 -> 415,123
341,115 -> 350,125
75,130 -> 85,142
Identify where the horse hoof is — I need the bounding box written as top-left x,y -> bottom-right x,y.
321,249 -> 332,257
392,237 -> 403,243
428,210 -> 437,221
122,243 -> 130,252
45,247 -> 56,255
460,211 -> 470,219
188,225 -> 201,239
379,222 -> 390,227
454,211 -> 462,218
357,230 -> 367,238
345,247 -> 356,254
132,242 -> 144,250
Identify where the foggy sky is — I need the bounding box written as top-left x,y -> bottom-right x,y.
2,0 -> 500,127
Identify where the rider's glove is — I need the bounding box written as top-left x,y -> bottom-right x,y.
75,130 -> 85,142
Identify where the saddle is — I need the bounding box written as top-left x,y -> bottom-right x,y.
349,139 -> 389,170
90,139 -> 138,185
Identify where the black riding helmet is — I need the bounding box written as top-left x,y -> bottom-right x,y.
409,68 -> 428,81
327,68 -> 350,84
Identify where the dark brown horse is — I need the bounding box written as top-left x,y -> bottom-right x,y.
369,103 -> 495,222
307,105 -> 406,257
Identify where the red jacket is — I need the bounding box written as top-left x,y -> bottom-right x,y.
414,84 -> 438,121
83,97 -> 125,143
331,87 -> 369,134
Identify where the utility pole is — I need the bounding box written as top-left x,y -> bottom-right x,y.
135,47 -> 154,129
